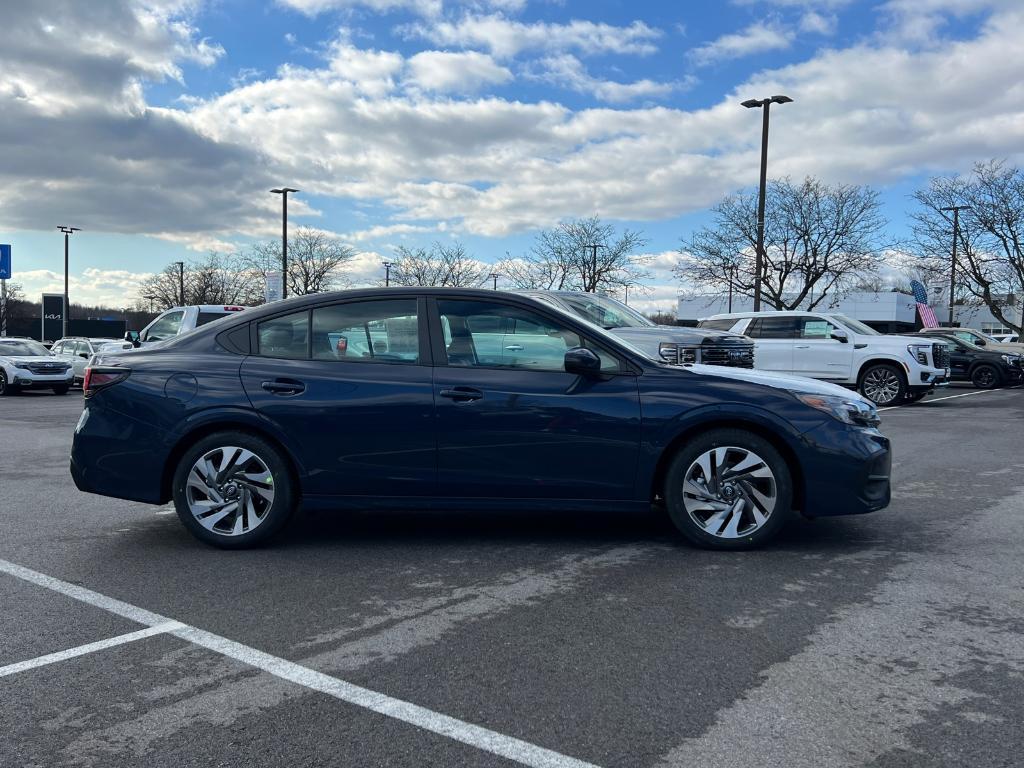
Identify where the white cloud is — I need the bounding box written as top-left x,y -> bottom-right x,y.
278,0 -> 444,17
405,50 -> 512,93
799,11 -> 837,34
403,14 -> 663,59
690,22 -> 795,66
17,267 -> 158,307
529,55 -> 685,104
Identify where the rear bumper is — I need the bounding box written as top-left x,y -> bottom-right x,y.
798,423 -> 891,518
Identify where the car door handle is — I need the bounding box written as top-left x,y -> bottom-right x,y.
261,379 -> 306,396
795,344 -> 810,349
439,387 -> 483,402
504,344 -> 524,352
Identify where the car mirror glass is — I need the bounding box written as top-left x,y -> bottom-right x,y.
564,346 -> 602,376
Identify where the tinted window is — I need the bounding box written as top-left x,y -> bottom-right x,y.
699,319 -> 741,332
312,300 -> 419,362
747,317 -> 800,339
258,311 -> 310,359
437,300 -> 619,373
197,311 -> 230,327
144,311 -> 184,342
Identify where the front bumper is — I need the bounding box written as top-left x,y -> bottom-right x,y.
11,372 -> 73,389
798,421 -> 891,518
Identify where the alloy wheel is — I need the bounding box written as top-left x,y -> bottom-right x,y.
681,446 -> 777,539
862,368 -> 901,404
973,367 -> 996,388
185,446 -> 276,536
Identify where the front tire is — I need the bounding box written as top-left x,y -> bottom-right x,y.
53,384 -> 70,395
664,429 -> 793,550
0,370 -> 10,396
970,364 -> 1001,389
858,363 -> 906,406
172,431 -> 296,549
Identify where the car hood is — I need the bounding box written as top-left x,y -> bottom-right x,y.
684,362 -> 873,402
611,325 -> 751,345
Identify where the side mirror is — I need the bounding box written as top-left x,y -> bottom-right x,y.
831,328 -> 849,343
124,330 -> 141,347
564,346 -> 602,376
975,338 -> 986,346
79,352 -> 89,359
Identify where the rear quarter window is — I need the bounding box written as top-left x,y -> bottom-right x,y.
699,319 -> 742,332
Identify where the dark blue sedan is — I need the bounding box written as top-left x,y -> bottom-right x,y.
70,288 -> 891,550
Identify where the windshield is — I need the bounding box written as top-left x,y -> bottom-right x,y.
558,294 -> 655,329
829,314 -> 880,336
0,339 -> 50,356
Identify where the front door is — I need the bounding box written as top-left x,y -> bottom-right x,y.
240,298 -> 436,497
431,298 -> 642,500
945,339 -> 973,380
792,317 -> 855,379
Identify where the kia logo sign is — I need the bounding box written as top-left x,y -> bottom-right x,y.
44,314 -> 62,320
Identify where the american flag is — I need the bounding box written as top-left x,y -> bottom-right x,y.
910,280 -> 940,328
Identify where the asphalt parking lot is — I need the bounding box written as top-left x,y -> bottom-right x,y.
2,385 -> 1024,768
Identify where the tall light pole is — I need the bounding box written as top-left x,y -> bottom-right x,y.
940,205 -> 970,327
172,261 -> 185,306
270,187 -> 299,299
583,243 -> 606,293
382,261 -> 394,287
58,226 -> 81,337
143,294 -> 158,313
741,94 -> 792,311
489,272 -> 500,290
727,264 -> 737,313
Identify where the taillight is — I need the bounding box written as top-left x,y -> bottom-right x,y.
83,366 -> 130,398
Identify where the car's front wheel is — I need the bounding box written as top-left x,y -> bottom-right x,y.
664,429 -> 793,550
172,431 -> 296,548
0,370 -> 11,396
970,364 -> 1001,389
858,363 -> 906,406
52,384 -> 70,395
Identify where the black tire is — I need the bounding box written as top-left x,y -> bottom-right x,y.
52,385 -> 70,395
172,431 -> 296,549
0,370 -> 10,396
970,364 -> 1001,389
858,363 -> 907,406
664,428 -> 793,550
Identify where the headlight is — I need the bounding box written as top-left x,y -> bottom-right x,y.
795,392 -> 881,427
907,344 -> 931,365
14,362 -> 31,369
1001,354 -> 1016,365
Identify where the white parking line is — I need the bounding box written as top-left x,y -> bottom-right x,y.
879,385 -> 1022,412
0,622 -> 184,678
0,558 -> 600,768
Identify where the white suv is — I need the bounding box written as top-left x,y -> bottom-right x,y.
699,311 -> 950,406
125,305 -> 247,347
0,337 -> 75,396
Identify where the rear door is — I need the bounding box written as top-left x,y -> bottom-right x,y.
239,298 -> 436,498
792,317 -> 855,379
746,316 -> 799,373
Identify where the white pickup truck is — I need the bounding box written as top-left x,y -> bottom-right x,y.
699,311 -> 951,406
125,305 -> 247,347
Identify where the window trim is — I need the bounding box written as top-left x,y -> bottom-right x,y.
427,296 -> 633,375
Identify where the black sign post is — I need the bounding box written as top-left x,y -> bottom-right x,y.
42,293 -> 64,343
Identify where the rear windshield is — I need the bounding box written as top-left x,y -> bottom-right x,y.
197,311 -> 232,327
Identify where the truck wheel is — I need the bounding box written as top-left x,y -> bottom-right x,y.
970,364 -> 1001,389
172,431 -> 296,549
664,428 -> 793,550
858,364 -> 906,406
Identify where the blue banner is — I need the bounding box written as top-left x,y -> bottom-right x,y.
0,244 -> 10,279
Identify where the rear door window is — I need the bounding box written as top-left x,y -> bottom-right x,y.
747,317 -> 800,339
698,319 -> 741,332
257,311 -> 310,359
311,300 -> 419,362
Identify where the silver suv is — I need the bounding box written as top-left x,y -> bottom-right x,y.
0,337 -> 74,396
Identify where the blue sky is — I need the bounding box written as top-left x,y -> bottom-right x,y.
1,0 -> 1021,311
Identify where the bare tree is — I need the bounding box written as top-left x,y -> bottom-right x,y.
496,216 -> 650,293
912,160 -> 1024,336
247,227 -> 356,296
137,253 -> 262,309
387,242 -> 488,287
676,177 -> 887,310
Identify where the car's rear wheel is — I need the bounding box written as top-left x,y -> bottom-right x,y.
172,431 -> 295,549
858,363 -> 906,406
970,364 -> 1001,389
0,371 -> 10,396
664,429 -> 793,550
52,384 -> 70,395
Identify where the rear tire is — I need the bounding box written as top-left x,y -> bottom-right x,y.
172,431 -> 296,549
858,363 -> 906,406
970,364 -> 1001,389
664,428 -> 793,550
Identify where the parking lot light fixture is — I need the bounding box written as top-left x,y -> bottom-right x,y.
940,205 -> 970,326
172,261 -> 185,306
57,226 -> 81,337
270,188 -> 299,299
489,272 -> 500,290
382,261 -> 394,287
741,94 -> 793,311
143,294 -> 158,313
583,244 -> 606,293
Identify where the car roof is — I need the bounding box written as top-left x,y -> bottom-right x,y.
704,310 -> 827,319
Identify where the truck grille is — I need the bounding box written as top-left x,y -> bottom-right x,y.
699,346 -> 755,368
932,343 -> 950,369
27,362 -> 69,375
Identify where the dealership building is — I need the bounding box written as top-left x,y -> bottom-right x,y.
676,289 -> 1020,336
